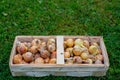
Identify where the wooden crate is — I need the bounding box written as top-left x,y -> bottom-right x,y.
9,36 -> 109,77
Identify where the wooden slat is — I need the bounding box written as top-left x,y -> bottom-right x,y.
100,37 -> 109,69
56,36 -> 64,64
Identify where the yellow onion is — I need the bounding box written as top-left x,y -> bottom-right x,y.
91,42 -> 99,47
49,58 -> 56,64
66,38 -> 74,47
47,38 -> 55,45
66,59 -> 73,64
73,45 -> 81,56
81,52 -> 89,60
30,46 -> 38,54
16,43 -> 28,54
73,56 -> 82,64
35,57 -> 44,64
85,59 -> 93,64
41,50 -> 50,59
64,52 -> 70,58
51,51 -> 56,58
22,52 -> 33,63
74,39 -> 84,47
13,54 -> 22,64
66,48 -> 73,57
64,41 -> 67,49
83,40 -> 89,48
31,39 -> 41,48
89,45 -> 99,55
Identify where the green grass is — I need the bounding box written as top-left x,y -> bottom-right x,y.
0,0 -> 120,80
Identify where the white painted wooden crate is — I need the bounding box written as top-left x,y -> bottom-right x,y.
9,36 -> 109,77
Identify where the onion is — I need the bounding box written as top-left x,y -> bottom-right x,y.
83,40 -> 89,48
89,45 -> 99,55
30,61 -> 35,64
88,55 -> 96,62
64,52 -> 70,58
23,52 -> 33,63
66,59 -> 73,64
49,58 -> 56,64
95,60 -> 102,64
51,51 -> 56,58
35,57 -> 44,64
91,42 -> 99,47
47,38 -> 55,46
73,45 -> 81,56
73,56 -> 82,64
66,38 -> 74,47
31,39 -> 41,48
44,57 -> 50,63
30,46 -> 38,54
13,54 -> 22,64
41,42 -> 47,50
47,43 -> 56,52
66,48 -> 73,57
74,39 -> 84,47
95,54 -> 104,61
21,60 -> 28,64
64,41 -> 67,49
85,59 -> 93,64
16,43 -> 28,54
81,52 -> 89,60
41,50 -> 50,59
34,53 -> 40,60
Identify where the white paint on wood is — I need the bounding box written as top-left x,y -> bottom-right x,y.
26,72 -> 49,77
66,72 -> 92,77
57,36 -> 64,64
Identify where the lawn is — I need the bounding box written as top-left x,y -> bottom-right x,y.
0,0 -> 120,80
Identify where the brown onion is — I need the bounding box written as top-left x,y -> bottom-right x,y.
95,60 -> 102,64
41,50 -> 50,59
23,52 -> 33,63
30,46 -> 38,54
51,51 -> 56,58
47,43 -> 56,52
16,43 -> 28,54
34,53 -> 40,60
73,56 -> 82,64
13,54 -> 22,64
35,57 -> 44,64
49,58 -> 56,64
44,57 -> 50,63
95,54 -> 104,61
31,39 -> 41,48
